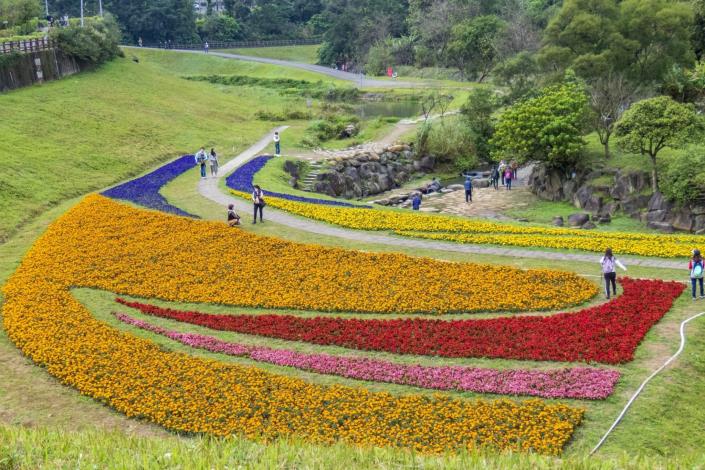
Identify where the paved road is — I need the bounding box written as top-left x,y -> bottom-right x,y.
125,46 -> 421,88
199,129 -> 685,271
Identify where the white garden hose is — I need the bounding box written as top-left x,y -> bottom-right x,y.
590,310 -> 705,455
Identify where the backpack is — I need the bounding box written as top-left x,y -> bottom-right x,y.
692,260 -> 704,279
601,256 -> 615,274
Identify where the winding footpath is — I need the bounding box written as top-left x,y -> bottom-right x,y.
199,128 -> 685,271
127,47 -> 421,88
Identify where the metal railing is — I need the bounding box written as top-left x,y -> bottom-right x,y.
125,38 -> 321,50
0,38 -> 54,55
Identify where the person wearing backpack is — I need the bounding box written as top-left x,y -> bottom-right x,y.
689,249 -> 704,300
252,185 -> 265,224
600,248 -> 627,299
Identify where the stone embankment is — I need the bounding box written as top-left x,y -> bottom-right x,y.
529,165 -> 705,233
296,144 -> 436,199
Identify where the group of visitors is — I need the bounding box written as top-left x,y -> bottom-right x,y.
226,185 -> 266,226
600,248 -> 704,301
195,147 -> 219,178
493,160 -> 518,190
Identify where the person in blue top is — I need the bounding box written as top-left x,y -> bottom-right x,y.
412,193 -> 422,210
464,177 -> 473,203
689,249 -> 704,300
194,147 -> 207,178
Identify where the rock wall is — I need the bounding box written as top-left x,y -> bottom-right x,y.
528,164 -> 705,233
311,144 -> 432,199
0,49 -> 81,93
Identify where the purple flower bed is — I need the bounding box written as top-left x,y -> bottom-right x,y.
102,155 -> 199,218
115,311 -> 620,400
226,156 -> 371,208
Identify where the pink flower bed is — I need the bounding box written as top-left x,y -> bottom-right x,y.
115,312 -> 620,400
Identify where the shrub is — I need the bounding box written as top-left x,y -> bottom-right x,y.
661,149 -> 705,206
302,114 -> 360,146
425,119 -> 477,171
255,109 -> 313,121
50,15 -> 121,65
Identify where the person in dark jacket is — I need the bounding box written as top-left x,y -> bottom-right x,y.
464,177 -> 473,203
252,185 -> 265,224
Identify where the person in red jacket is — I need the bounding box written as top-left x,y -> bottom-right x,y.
689,249 -> 704,300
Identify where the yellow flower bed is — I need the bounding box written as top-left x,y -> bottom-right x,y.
233,190 -> 698,258
2,195 -> 585,455
396,231 -> 694,259
15,195 -> 594,314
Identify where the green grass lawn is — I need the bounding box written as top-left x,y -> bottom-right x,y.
218,44 -> 321,64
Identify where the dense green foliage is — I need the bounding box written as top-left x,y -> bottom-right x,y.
50,15 -> 122,65
0,0 -> 40,29
661,149 -> 705,206
460,88 -> 499,162
615,96 -> 700,191
491,81 -> 590,169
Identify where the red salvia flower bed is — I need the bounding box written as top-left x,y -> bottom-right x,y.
117,278 -> 684,364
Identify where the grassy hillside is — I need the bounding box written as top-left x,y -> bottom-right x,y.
219,44 -> 321,64
0,50 -> 346,242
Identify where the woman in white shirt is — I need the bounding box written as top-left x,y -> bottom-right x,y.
600,248 -> 626,299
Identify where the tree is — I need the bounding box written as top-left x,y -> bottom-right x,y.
588,73 -> 637,159
490,81 -> 590,169
615,96 -> 700,192
0,0 -> 41,28
198,14 -> 241,41
446,15 -> 506,82
493,51 -> 540,102
461,88 -> 499,161
539,0 -> 695,84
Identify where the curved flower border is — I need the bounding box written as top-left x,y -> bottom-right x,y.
102,155 -> 199,217
117,278 -> 684,365
115,311 -> 620,400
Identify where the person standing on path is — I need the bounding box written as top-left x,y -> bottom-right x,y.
252,185 -> 265,224
498,160 -> 507,186
204,41 -> 209,53
600,248 -> 626,299
227,204 -> 240,227
274,131 -> 281,156
490,166 -> 499,190
209,148 -> 219,177
195,147 -> 207,178
504,167 -> 513,190
412,193 -> 422,210
464,177 -> 473,203
689,249 -> 704,300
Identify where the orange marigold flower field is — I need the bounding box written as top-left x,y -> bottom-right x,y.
2,195 -> 586,454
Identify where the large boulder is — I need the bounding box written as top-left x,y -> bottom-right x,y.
568,213 -> 590,227
474,178 -> 491,188
529,165 -> 566,201
671,207 -> 694,232
610,171 -> 650,200
581,221 -> 597,230
647,221 -> 675,233
553,216 -> 564,227
621,194 -> 651,216
648,191 -> 673,212
573,186 -> 602,213
413,155 -> 436,172
283,160 -> 300,177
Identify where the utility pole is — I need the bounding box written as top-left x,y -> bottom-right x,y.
80,0 -> 84,26
44,0 -> 48,16
99,0 -> 103,16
